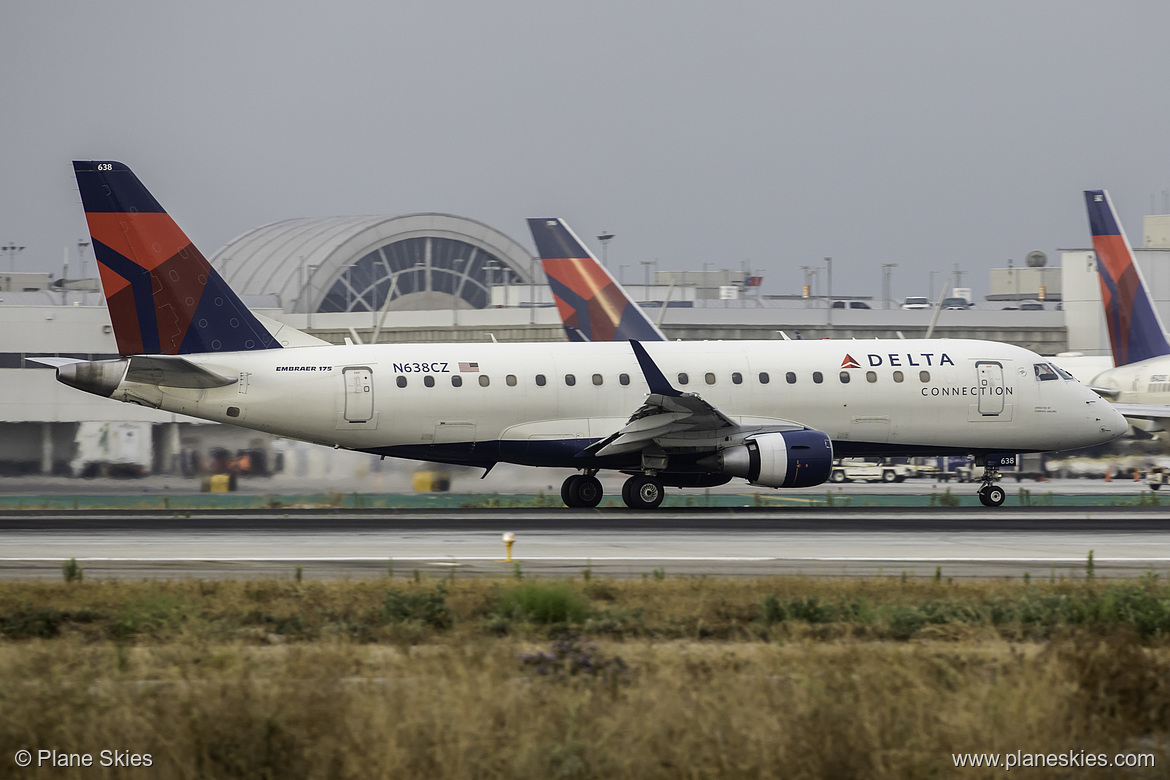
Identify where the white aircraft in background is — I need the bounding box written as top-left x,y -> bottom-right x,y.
53,162 -> 1125,508
1080,189 -> 1170,432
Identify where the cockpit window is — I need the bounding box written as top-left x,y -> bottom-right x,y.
1033,362 -> 1059,381
1054,365 -> 1075,380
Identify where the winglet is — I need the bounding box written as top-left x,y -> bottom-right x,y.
73,161 -> 280,356
1084,189 -> 1170,366
629,340 -> 682,397
528,218 -> 666,343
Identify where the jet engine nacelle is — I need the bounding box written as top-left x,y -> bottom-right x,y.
708,430 -> 833,488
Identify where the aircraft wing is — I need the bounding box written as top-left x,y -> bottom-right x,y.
580,341 -> 802,458
1110,402 -> 1170,424
125,355 -> 237,388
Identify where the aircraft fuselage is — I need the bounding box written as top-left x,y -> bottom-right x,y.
71,338 -> 1124,472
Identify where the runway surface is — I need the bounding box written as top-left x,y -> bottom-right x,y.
1,506 -> 1168,580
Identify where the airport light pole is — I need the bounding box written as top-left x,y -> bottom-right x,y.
641,260 -> 653,301
881,263 -> 898,309
597,232 -> 614,268
2,243 -> 25,272
77,240 -> 90,280
824,256 -> 833,325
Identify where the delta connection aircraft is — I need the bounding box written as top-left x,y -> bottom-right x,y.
52,162 -> 1126,509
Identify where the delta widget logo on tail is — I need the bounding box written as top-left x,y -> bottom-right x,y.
841,354 -> 861,369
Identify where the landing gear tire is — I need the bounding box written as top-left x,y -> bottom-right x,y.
622,475 -> 665,510
978,484 -> 1006,507
561,474 -> 604,508
575,475 -> 603,507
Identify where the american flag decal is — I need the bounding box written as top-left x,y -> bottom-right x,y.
459,362 -> 479,372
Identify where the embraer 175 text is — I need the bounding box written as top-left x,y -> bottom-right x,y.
52,162 -> 1126,508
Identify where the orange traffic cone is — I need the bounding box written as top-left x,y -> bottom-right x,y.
1105,470 -> 1112,483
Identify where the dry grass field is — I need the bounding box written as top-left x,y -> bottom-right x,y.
1,572 -> 1168,778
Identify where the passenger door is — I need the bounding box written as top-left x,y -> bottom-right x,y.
975,361 -> 1004,416
343,367 -> 374,423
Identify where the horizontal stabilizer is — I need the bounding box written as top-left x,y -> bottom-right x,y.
125,355 -> 237,388
24,356 -> 86,368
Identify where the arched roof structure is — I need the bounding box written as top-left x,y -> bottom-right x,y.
209,213 -> 536,313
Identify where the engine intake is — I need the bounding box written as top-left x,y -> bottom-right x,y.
707,430 -> 833,488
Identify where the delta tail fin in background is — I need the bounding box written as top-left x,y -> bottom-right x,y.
73,161 -> 279,356
527,218 -> 666,343
1084,189 -> 1170,366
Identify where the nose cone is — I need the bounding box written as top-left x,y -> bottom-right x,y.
1101,400 -> 1129,441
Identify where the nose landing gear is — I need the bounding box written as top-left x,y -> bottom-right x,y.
977,464 -> 1006,507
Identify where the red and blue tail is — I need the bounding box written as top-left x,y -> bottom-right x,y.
73,161 -> 279,356
527,218 -> 665,343
1084,190 -> 1170,366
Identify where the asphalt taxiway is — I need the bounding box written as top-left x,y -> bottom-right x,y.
1,506 -> 1167,580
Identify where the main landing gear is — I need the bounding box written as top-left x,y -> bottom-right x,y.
621,474 -> 665,510
559,472 -> 666,509
560,472 -> 603,508
977,464 -> 1006,507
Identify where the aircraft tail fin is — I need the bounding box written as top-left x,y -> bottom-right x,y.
527,218 -> 666,342
72,161 -> 280,356
1084,189 -> 1170,366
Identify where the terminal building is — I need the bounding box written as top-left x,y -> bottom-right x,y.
3,210 -> 1169,477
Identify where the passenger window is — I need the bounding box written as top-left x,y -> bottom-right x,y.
396,376 -> 407,388
678,372 -> 689,385
919,370 -> 930,382
786,372 -> 796,384
451,375 -> 462,388
619,373 -> 630,386
892,371 -> 904,383
759,372 -> 770,384
839,371 -> 851,383
506,374 -> 517,387
565,374 -> 576,386
705,372 -> 716,385
813,372 -> 823,384
479,375 -> 490,387
866,371 -> 877,383
535,374 -> 546,387
592,373 -> 603,386
424,375 -> 435,388
731,372 -> 743,385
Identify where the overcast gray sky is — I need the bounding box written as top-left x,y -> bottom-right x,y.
4,0 -> 1170,301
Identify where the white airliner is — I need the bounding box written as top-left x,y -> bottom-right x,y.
1080,189 -> 1170,430
54,162 -> 1127,508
